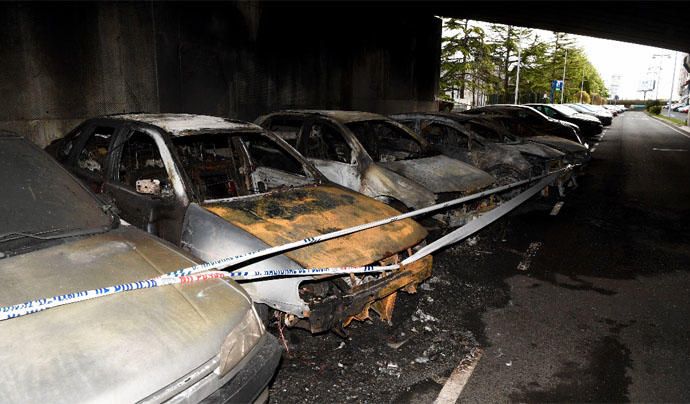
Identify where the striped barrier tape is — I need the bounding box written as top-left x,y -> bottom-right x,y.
0,168 -> 567,321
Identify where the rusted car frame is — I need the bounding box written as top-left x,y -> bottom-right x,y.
255,110 -> 497,228
46,114 -> 431,334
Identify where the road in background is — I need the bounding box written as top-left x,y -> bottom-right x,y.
459,111 -> 690,402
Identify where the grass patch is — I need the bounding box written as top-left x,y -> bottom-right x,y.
646,111 -> 687,126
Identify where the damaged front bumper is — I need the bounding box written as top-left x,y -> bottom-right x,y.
287,255 -> 433,334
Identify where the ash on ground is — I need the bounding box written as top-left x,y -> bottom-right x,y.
268,223 -> 518,403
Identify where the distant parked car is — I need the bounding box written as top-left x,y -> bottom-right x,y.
678,104 -> 690,113
525,103 -> 603,138
46,114 -> 432,334
256,110 -> 498,227
390,112 -> 534,183
464,104 -> 586,146
1,131 -> 281,403
567,104 -> 613,126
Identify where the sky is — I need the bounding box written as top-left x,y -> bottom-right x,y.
449,21 -> 684,101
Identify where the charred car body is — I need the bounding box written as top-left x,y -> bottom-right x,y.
46,114 -> 431,334
256,110 -> 496,227
390,112 -> 535,183
1,132 -> 281,403
464,104 -> 586,146
525,103 -> 604,138
460,112 -> 590,167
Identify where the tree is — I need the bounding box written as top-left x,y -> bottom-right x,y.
440,19 -> 498,102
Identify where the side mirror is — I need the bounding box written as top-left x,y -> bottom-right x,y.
135,179 -> 161,196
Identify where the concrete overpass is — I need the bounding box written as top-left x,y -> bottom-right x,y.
1,1 -> 688,145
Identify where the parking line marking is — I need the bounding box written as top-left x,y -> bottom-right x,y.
652,148 -> 688,152
434,349 -> 483,404
591,147 -> 597,152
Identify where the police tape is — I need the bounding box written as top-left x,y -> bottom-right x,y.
0,168 -> 567,321
164,166 -> 572,278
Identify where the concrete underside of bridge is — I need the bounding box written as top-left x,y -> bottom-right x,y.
1,1 -> 688,146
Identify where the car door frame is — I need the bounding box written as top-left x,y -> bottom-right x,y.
296,116 -> 364,191
102,121 -> 191,244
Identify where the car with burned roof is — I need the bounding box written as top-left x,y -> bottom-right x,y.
255,110 -> 496,228
390,112 -> 535,184
468,113 -> 591,168
46,114 -> 431,334
1,131 -> 281,403
525,103 -> 603,138
464,104 -> 586,146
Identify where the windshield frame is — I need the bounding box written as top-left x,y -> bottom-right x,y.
344,118 -> 436,162
170,129 -> 326,203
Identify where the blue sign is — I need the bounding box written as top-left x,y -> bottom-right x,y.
551,80 -> 564,91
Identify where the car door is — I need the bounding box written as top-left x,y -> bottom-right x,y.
297,118 -> 361,190
103,127 -> 187,242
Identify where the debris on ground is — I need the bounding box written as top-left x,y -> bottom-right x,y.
517,241 -> 543,271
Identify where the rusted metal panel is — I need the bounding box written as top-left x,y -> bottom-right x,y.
203,185 -> 427,269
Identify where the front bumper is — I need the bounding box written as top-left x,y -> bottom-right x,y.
302,255 -> 433,333
200,333 -> 282,404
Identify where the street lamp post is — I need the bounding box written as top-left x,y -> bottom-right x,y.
667,52 -> 678,117
560,48 -> 568,104
514,43 -> 521,104
579,69 -> 585,103
652,53 -> 671,100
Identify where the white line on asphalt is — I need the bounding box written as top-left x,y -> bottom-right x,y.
433,349 -> 483,404
591,147 -> 597,152
550,201 -> 565,216
652,148 -> 688,152
648,115 -> 690,140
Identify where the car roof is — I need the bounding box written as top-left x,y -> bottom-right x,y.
392,111 -> 476,123
278,110 -> 387,124
106,113 -> 263,136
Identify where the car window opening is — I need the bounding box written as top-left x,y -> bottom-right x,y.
346,120 -> 435,162
173,133 -> 315,202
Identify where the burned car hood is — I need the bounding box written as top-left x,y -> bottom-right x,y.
380,155 -> 495,194
202,185 -> 427,269
0,226 -> 252,403
528,136 -> 588,154
504,141 -> 565,159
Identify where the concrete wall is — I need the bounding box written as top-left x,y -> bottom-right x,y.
0,2 -> 441,146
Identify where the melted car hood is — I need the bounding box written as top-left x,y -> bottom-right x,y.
380,155 -> 495,194
203,185 -> 427,268
0,227 -> 251,403
528,136 -> 588,154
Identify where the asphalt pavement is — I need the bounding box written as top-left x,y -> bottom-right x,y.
459,111 -> 690,402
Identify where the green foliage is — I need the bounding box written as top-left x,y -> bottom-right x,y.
441,19 -> 609,105
648,105 -> 662,114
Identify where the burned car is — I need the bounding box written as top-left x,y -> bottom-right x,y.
1,131 -> 281,403
390,112 -> 534,183
255,110 -> 496,227
465,113 -> 591,167
464,104 -> 586,146
46,114 -> 431,334
525,103 -> 604,138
